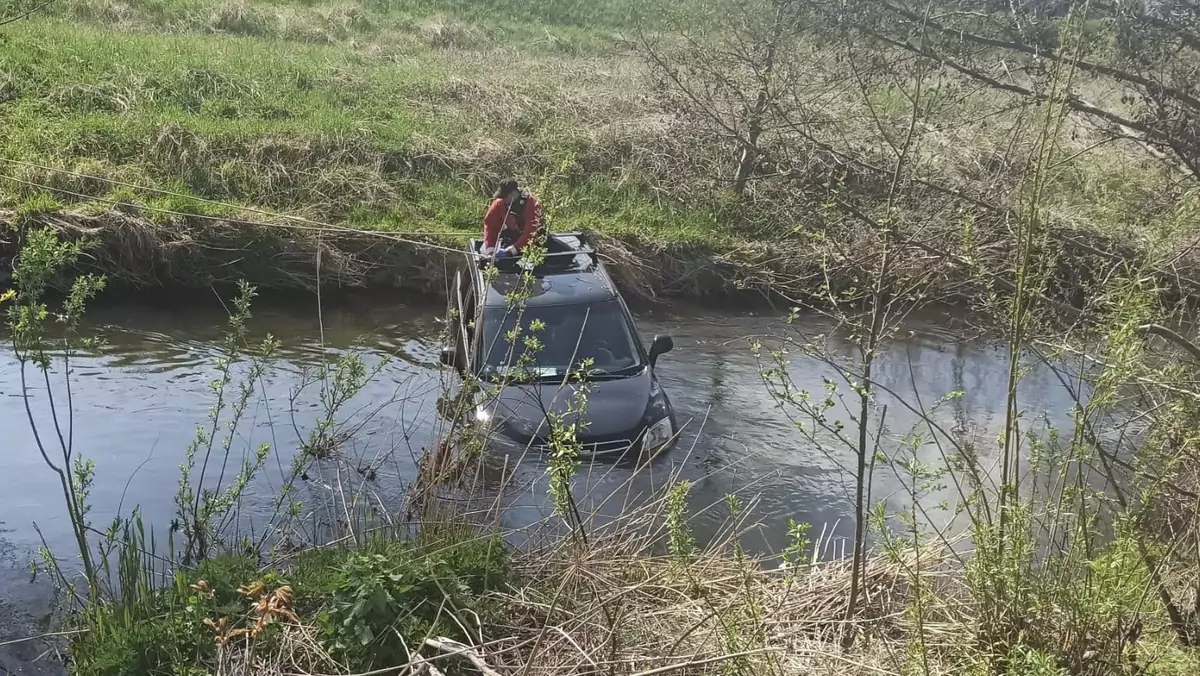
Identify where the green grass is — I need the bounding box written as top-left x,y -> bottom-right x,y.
0,20 -> 459,148
0,4 -> 740,244
0,0 -> 1188,281
12,0 -> 677,49
383,179 -> 732,243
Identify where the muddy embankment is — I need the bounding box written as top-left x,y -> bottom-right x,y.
0,209 -> 822,303
2,208 -> 1196,311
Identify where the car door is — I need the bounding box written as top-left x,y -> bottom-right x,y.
449,269 -> 480,375
446,270 -> 468,374
461,273 -> 478,376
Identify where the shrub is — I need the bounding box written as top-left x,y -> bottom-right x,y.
318,534 -> 510,670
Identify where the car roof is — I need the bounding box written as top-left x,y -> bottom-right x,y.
482,266 -> 619,308
469,234 -> 621,309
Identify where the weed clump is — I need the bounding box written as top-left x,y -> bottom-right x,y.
206,1 -> 277,37
70,533 -> 512,675
421,15 -> 479,50
320,535 -> 509,669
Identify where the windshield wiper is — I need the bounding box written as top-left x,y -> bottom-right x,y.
572,364 -> 643,380
520,367 -> 615,383
485,364 -> 641,383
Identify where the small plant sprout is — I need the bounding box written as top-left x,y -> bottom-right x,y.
666,480 -> 696,569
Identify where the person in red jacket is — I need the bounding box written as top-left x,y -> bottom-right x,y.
481,178 -> 568,258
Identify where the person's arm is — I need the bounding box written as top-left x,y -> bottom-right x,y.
512,196 -> 544,251
482,199 -> 506,251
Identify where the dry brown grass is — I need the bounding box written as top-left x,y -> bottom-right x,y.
482,537 -> 917,675
175,444 -> 935,676
205,0 -> 277,37
0,209 -> 450,293
420,14 -> 481,51
365,404 -> 940,676
6,203 -> 1198,311
175,544 -> 925,676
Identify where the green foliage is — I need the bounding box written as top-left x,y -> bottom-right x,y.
778,518 -> 810,576
666,480 -> 695,566
317,535 -> 511,670
194,554 -> 262,607
1000,645 -> 1068,676
70,552 -> 251,676
545,365 -> 588,524
14,193 -> 62,222
75,607 -> 209,676
9,228 -> 104,335
72,531 -> 511,675
284,547 -> 345,609
299,350 -> 376,460
8,227 -> 107,595
173,280 -> 281,563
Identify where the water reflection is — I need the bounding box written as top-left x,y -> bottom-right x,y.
1,297 -> 1084,655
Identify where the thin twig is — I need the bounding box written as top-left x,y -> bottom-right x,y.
0,0 -> 55,27
423,637 -> 503,676
0,629 -> 88,648
629,647 -> 783,676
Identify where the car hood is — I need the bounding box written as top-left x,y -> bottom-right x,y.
487,370 -> 651,441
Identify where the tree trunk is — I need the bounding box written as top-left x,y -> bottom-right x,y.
732,0 -> 788,195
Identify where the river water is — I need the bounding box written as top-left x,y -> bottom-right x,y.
0,295 -> 1081,673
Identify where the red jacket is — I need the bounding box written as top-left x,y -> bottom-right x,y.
483,192 -> 543,251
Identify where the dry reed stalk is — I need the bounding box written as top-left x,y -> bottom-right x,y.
476,539 -> 923,675
4,198 -> 1183,310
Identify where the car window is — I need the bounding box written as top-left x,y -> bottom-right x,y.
479,300 -> 641,377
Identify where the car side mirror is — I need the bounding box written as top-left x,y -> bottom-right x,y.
649,335 -> 674,367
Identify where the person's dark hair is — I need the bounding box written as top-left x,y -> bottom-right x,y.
492,178 -> 519,199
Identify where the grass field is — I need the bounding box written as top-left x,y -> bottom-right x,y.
0,0 -> 1193,297
0,0 -> 729,242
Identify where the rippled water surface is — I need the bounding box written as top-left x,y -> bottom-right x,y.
0,295 -> 1080,672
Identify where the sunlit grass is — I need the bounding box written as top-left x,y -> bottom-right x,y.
24,0 -> 679,51
0,4 -> 740,245
0,0 -> 1183,252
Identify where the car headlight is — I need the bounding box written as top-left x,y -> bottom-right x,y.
644,380 -> 668,421
643,416 -> 673,452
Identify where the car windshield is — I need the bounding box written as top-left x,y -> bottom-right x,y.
479,300 -> 642,378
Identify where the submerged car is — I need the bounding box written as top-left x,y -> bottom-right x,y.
439,233 -> 678,458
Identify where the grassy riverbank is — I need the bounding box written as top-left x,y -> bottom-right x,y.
0,2 -> 718,235
2,0 -> 1198,304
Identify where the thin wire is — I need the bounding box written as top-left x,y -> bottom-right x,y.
0,171 -> 476,257
0,0 -> 55,28
0,157 -> 468,237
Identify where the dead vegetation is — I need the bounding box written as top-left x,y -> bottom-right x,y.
130,443 -> 933,676
0,209 -> 446,293
483,537 -> 915,675
5,203 -> 1199,313
168,544 -> 922,676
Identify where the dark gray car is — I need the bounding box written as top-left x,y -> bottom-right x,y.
440,233 -> 677,458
